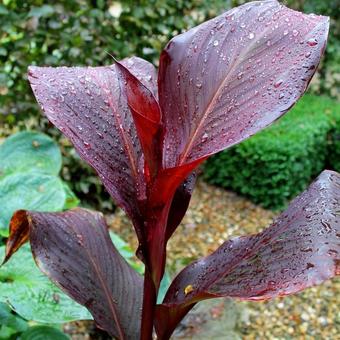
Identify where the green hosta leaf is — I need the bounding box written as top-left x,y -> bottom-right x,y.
0,302 -> 28,335
62,182 -> 80,210
0,131 -> 61,178
0,172 -> 66,236
0,244 -> 92,323
109,231 -> 144,275
20,326 -> 69,340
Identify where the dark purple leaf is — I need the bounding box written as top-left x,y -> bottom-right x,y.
27,57 -> 157,233
158,0 -> 329,168
4,208 -> 143,339
155,170 -> 340,339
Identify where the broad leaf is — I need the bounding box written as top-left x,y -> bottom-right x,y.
27,57 -> 157,231
0,244 -> 92,323
0,172 -> 65,236
0,131 -> 61,177
4,208 -> 143,339
158,0 -> 329,168
155,170 -> 340,339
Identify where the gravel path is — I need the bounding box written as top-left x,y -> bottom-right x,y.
109,179 -> 340,339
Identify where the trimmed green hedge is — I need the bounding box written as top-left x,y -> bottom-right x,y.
203,94 -> 340,210
328,112 -> 340,172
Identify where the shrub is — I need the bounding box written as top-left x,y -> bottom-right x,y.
328,108 -> 340,171
204,95 -> 340,209
0,0 -> 227,117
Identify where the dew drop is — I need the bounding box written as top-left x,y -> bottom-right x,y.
306,263 -> 315,269
292,29 -> 299,37
307,38 -> 318,46
274,79 -> 283,88
283,30 -> 289,36
202,132 -> 209,141
196,82 -> 202,89
248,32 -> 255,40
279,93 -> 285,99
213,40 -> 219,47
83,141 -> 91,149
237,72 -> 244,80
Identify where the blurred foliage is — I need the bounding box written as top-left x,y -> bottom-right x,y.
328,111 -> 340,172
0,0 -> 230,116
0,0 -> 338,211
204,95 -> 340,210
0,131 -> 78,238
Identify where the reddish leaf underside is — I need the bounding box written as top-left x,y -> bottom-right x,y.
115,60 -> 162,179
4,208 -> 143,340
155,170 -> 340,339
158,0 -> 329,168
27,57 -> 157,240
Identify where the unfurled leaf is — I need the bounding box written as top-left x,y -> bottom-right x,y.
0,172 -> 65,236
0,244 -> 92,323
27,57 -> 157,232
115,60 -> 162,178
155,170 -> 340,339
5,209 -> 143,339
0,131 -> 62,177
158,0 -> 329,168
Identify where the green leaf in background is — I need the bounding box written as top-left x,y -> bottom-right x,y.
157,271 -> 172,304
62,182 -> 80,210
0,244 -> 92,323
109,231 -> 144,275
0,172 -> 66,236
20,326 -> 69,340
0,131 -> 62,178
0,302 -> 28,339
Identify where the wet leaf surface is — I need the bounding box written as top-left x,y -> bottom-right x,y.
0,244 -> 91,323
27,57 -> 157,230
5,209 -> 143,339
155,171 -> 339,338
159,0 -> 329,167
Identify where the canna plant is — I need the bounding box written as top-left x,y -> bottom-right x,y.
2,1 -> 339,339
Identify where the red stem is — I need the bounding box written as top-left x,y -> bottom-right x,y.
140,196 -> 173,339
140,269 -> 157,340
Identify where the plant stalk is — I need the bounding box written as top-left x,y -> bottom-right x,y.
141,269 -> 157,340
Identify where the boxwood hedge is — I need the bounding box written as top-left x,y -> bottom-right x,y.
203,94 -> 340,210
